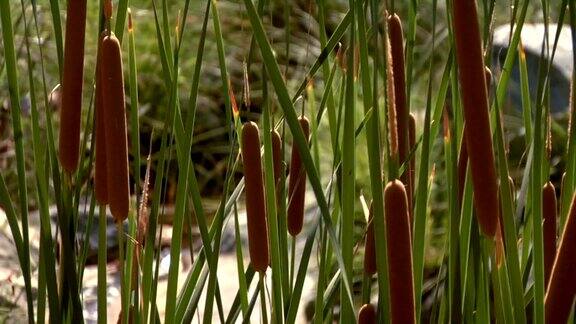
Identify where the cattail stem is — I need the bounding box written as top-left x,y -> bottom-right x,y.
545,191 -> 576,324
59,0 -> 88,173
385,180 -> 416,324
287,116 -> 310,236
542,181 -> 557,288
101,32 -> 130,222
241,122 -> 269,272
451,0 -> 499,238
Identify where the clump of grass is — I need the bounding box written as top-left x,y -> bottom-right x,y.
241,121 -> 269,272
384,180 -> 415,324
545,191 -> 576,324
101,29 -> 130,222
543,181 -> 557,287
58,0 -> 88,173
358,303 -> 376,324
451,0 -> 498,238
287,116 -> 310,237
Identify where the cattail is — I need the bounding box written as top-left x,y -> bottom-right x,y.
385,180 -> 416,324
545,192 -> 576,324
384,33 -> 398,162
271,130 -> 283,186
364,203 -> 376,276
94,33 -> 108,205
451,0 -> 499,238
457,67 -> 492,209
241,122 -> 269,272
388,14 -> 409,178
101,32 -> 130,222
358,303 -> 376,324
542,181 -> 557,287
287,116 -> 310,236
59,0 -> 88,173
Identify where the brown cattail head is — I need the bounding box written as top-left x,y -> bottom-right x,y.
543,181 -> 557,288
451,0 -> 499,238
457,68 -> 491,209
388,14 -> 409,169
358,303 -> 377,324
241,122 -> 269,272
545,191 -> 576,324
95,33 -> 108,205
59,0 -> 88,173
364,203 -> 376,276
287,116 -> 310,236
271,130 -> 283,186
101,33 -> 129,222
385,34 -> 398,163
385,180 -> 416,324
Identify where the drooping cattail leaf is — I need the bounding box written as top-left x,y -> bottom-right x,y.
385,180 -> 415,324
59,0 -> 88,173
101,32 -> 130,222
287,116 -> 310,236
241,122 -> 269,273
451,0 -> 498,238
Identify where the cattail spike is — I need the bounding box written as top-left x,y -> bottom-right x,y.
241,122 -> 269,272
451,0 -> 499,238
95,33 -> 108,205
385,34 -> 398,163
287,116 -> 310,236
543,181 -> 557,288
59,0 -> 88,173
385,180 -> 416,324
545,191 -> 576,324
104,0 -> 113,21
388,13 -> 409,172
271,130 -> 282,186
101,33 -> 130,222
358,303 -> 377,324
